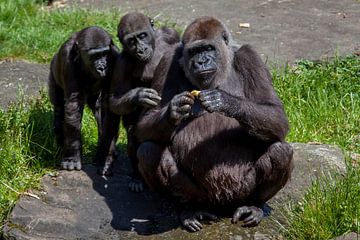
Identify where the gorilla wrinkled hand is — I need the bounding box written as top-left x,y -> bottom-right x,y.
198,89 -> 227,113
168,91 -> 194,124
129,87 -> 161,108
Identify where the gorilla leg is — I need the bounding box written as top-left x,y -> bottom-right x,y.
232,141 -> 294,227
93,110 -> 120,176
137,141 -> 166,192
127,128 -> 144,192
137,142 -> 215,232
62,93 -> 84,171
48,74 -> 64,147
87,94 -> 102,145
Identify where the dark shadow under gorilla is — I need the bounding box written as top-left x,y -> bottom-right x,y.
105,12 -> 180,189
134,17 -> 294,232
48,26 -> 120,172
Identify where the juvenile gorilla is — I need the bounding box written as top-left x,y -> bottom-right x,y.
107,12 -> 180,190
48,26 -> 119,171
135,17 -> 294,231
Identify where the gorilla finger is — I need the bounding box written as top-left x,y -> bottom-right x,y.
242,218 -> 259,228
179,105 -> 192,113
143,88 -> 159,95
185,224 -> 197,232
144,93 -> 162,102
179,96 -> 195,105
190,220 -> 202,231
139,99 -> 159,107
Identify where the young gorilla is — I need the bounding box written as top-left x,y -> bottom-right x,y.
48,26 -> 119,172
107,12 -> 180,190
135,17 -> 294,232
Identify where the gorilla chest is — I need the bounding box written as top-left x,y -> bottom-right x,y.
171,113 -> 253,164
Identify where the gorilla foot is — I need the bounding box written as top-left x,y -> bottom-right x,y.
232,206 -> 263,227
61,157 -> 82,171
95,154 -> 115,176
180,209 -> 217,232
128,178 -> 145,192
96,163 -> 113,176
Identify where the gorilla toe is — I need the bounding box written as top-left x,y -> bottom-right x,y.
61,157 -> 82,171
232,206 -> 263,227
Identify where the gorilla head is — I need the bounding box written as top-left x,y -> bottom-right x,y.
181,17 -> 233,90
75,26 -> 114,78
117,12 -> 156,62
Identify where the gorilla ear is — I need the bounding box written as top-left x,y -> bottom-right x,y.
71,42 -> 80,61
149,18 -> 155,28
73,41 -> 79,52
222,31 -> 229,45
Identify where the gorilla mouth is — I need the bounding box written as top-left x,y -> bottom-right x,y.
136,51 -> 152,62
96,68 -> 107,78
197,69 -> 216,79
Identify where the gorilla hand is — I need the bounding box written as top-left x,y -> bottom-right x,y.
180,209 -> 218,232
198,89 -> 226,113
131,87 -> 161,108
168,91 -> 194,125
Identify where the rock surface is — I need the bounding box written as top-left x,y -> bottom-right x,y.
0,61 -> 48,109
333,232 -> 360,240
3,143 -> 346,240
65,0 -> 360,64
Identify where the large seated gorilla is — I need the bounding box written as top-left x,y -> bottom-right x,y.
103,13 -> 180,184
135,17 -> 294,231
48,26 -> 119,171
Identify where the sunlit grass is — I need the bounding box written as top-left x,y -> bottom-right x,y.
0,1 -> 359,239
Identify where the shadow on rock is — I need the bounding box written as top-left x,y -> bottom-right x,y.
83,152 -> 180,236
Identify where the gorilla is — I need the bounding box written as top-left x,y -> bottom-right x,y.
105,13 -> 180,186
134,17 -> 294,232
48,26 -> 119,172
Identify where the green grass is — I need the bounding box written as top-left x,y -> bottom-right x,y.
0,0 -> 122,62
274,57 -> 360,152
0,0 -> 360,239
0,0 -> 179,63
282,166 -> 360,239
273,57 -> 360,239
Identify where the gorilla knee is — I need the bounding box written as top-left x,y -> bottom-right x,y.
268,142 -> 293,170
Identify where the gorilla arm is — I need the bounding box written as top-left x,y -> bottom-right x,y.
108,56 -> 161,115
198,45 -> 289,142
135,91 -> 194,143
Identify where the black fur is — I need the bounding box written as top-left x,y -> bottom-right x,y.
48,26 -> 119,172
106,12 -> 180,188
134,17 -> 294,231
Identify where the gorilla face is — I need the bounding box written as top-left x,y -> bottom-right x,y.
183,43 -> 219,89
80,46 -> 111,78
123,29 -> 155,62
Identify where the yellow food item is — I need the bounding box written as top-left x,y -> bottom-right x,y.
191,90 -> 201,97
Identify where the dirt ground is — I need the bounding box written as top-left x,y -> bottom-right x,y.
1,0 -> 359,109
67,0 -> 360,64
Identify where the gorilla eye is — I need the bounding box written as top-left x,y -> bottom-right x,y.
127,38 -> 136,46
138,33 -> 148,40
206,45 -> 215,51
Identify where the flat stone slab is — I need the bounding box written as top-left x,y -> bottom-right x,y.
65,0 -> 360,64
3,143 -> 346,240
0,61 -> 48,109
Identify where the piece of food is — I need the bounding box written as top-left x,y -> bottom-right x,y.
191,90 -> 201,97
